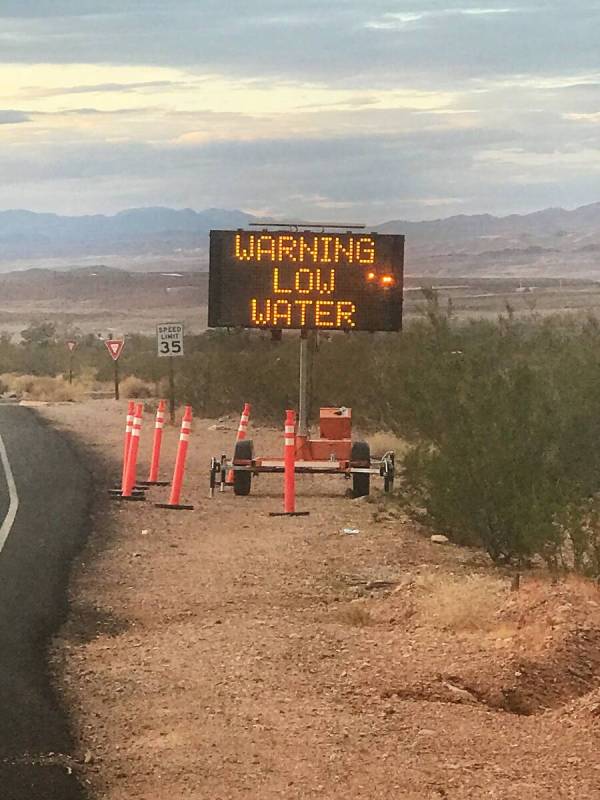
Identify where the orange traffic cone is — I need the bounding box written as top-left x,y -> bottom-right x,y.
269,409 -> 309,517
226,402 -> 251,485
121,403 -> 145,501
109,401 -> 145,499
155,405 -> 194,510
140,399 -> 170,486
121,400 -> 135,489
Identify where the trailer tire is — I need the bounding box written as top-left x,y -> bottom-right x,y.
351,441 -> 371,498
233,439 -> 253,496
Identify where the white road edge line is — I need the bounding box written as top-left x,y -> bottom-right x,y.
0,433 -> 19,553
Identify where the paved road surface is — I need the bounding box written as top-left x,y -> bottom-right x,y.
0,405 -> 91,799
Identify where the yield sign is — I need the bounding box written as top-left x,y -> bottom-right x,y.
105,339 -> 125,361
66,340 -> 77,352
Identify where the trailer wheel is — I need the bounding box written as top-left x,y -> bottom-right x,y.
351,441 -> 371,498
233,439 -> 253,496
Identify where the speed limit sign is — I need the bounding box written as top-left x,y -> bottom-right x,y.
157,322 -> 184,357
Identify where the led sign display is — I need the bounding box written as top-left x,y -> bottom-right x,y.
208,229 -> 404,331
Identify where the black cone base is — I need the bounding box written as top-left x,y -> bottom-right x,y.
108,488 -> 145,498
155,502 -> 194,511
269,511 -> 310,517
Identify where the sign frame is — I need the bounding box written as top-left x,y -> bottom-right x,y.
157,322 -> 184,358
208,229 -> 404,332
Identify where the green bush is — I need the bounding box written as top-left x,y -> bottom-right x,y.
398,299 -> 600,571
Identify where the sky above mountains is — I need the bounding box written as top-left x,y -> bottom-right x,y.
1,1 -> 599,222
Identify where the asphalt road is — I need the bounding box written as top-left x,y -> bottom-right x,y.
0,405 -> 91,800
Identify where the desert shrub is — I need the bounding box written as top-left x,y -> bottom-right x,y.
120,375 -> 154,399
336,602 -> 373,627
2,374 -> 85,402
400,300 -> 600,570
364,430 -> 410,459
176,330 -> 299,420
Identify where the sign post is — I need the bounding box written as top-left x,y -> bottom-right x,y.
105,339 -> 125,400
298,331 -> 310,438
157,322 -> 184,424
66,340 -> 77,385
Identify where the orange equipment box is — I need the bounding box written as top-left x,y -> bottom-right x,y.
319,407 -> 352,440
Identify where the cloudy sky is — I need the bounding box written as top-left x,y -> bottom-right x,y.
0,1 -> 599,222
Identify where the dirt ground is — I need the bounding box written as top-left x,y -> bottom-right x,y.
41,400 -> 600,800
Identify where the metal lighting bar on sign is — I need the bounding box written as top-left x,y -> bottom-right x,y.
249,222 -> 366,230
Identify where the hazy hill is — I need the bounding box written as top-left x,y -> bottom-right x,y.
0,207 -> 259,261
0,203 -> 599,277
378,202 -> 600,240
378,202 -> 600,278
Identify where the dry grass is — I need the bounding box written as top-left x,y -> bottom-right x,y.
366,430 -> 411,459
336,602 -> 374,627
120,375 -> 154,399
414,572 -> 507,632
1,373 -> 86,402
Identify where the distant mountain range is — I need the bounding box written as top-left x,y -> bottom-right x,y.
1,203 -> 599,277
0,207 -> 257,261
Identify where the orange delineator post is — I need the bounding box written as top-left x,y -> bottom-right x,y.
121,400 -> 135,491
122,403 -> 143,498
156,405 -> 194,511
268,409 -> 309,517
227,402 -> 251,484
284,409 -> 296,513
146,399 -> 168,484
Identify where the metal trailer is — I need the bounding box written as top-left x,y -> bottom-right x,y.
209,406 -> 395,498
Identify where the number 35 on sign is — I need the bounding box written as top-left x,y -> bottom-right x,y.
157,323 -> 184,357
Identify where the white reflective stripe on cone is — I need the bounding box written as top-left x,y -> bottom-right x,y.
180,433 -> 190,442
284,438 -> 295,446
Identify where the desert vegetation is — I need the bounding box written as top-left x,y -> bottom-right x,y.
4,297 -> 600,574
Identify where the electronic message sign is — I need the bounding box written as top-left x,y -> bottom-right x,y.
208,230 -> 404,332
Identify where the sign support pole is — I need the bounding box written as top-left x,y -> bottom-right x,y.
114,359 -> 120,401
68,352 -> 73,385
168,356 -> 176,425
298,330 -> 310,439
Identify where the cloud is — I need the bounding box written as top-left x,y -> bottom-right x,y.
0,1 -> 597,87
366,6 -> 518,30
0,1 -> 599,219
0,109 -> 30,124
1,116 -> 597,219
25,80 -> 183,98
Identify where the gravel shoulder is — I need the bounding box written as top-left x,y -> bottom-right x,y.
41,400 -> 600,800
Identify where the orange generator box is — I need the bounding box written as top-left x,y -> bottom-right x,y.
319,407 -> 352,441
